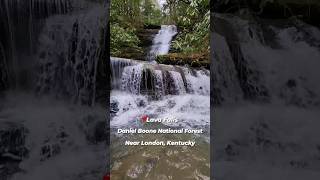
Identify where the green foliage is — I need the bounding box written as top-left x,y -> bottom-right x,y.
110,24 -> 142,57
110,0 -> 142,26
110,0 -> 163,28
163,0 -> 209,26
143,8 -> 163,27
110,0 -> 210,64
110,0 -> 163,56
163,0 -> 210,54
172,11 -> 210,53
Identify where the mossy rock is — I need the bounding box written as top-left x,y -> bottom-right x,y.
111,27 -> 160,61
111,47 -> 144,60
156,53 -> 210,69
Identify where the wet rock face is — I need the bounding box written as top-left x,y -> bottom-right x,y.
39,126 -> 70,161
280,78 -> 320,107
0,44 -> 9,92
212,11 -> 320,106
138,29 -> 160,49
110,100 -> 119,114
79,115 -> 107,144
228,43 -> 270,102
0,123 -> 29,160
0,0 -> 108,106
259,1 -> 320,27
0,0 -> 73,91
36,18 -> 100,106
40,143 -> 61,161
34,4 -> 108,106
0,122 -> 29,178
213,16 -> 270,103
212,0 -> 320,27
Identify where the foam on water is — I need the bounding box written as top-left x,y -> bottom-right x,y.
0,92 -> 106,180
110,91 -> 209,130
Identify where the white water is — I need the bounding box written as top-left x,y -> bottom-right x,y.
111,91 -> 210,130
111,57 -> 210,96
213,14 -> 320,105
110,19 -> 208,129
35,6 -> 104,105
184,69 -> 210,95
110,57 -> 210,136
110,8 -> 209,177
213,13 -> 320,180
0,1 -> 107,179
148,25 -> 177,61
121,64 -> 144,94
168,71 -> 186,95
215,104 -> 320,180
110,58 -> 210,178
0,93 -> 106,180
156,0 -> 166,9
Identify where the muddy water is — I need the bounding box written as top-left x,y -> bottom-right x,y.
110,130 -> 210,180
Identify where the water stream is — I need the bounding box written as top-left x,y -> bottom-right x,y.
110,17 -> 210,179
0,1 -> 108,179
148,25 -> 177,61
212,12 -> 320,179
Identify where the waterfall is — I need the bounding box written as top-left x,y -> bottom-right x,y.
110,2 -> 209,177
213,13 -> 320,106
148,25 -> 177,61
110,57 -> 210,130
0,1 -> 108,179
121,64 -> 144,94
111,57 -> 210,97
35,6 -> 104,105
111,57 -> 135,89
0,0 -> 106,105
0,0 -> 72,89
156,0 -> 166,9
212,11 -> 320,179
167,71 -> 186,94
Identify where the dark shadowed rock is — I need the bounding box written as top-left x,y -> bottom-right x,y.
0,122 -> 29,178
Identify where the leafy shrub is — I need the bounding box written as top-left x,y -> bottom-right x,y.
172,11 -> 210,54
110,24 -> 142,56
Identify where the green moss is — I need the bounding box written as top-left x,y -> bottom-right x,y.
156,53 -> 210,69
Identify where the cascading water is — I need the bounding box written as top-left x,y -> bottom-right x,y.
148,25 -> 177,61
0,0 -> 108,179
0,0 -> 104,104
213,11 -> 320,179
0,0 -> 73,90
110,0 -> 209,178
110,56 -> 210,179
111,57 -> 135,89
35,5 -> 104,105
212,13 -> 320,106
111,57 -> 210,97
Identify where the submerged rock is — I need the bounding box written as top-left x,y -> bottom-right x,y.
0,122 -> 29,178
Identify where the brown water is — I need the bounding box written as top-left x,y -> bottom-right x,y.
110,130 -> 210,180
